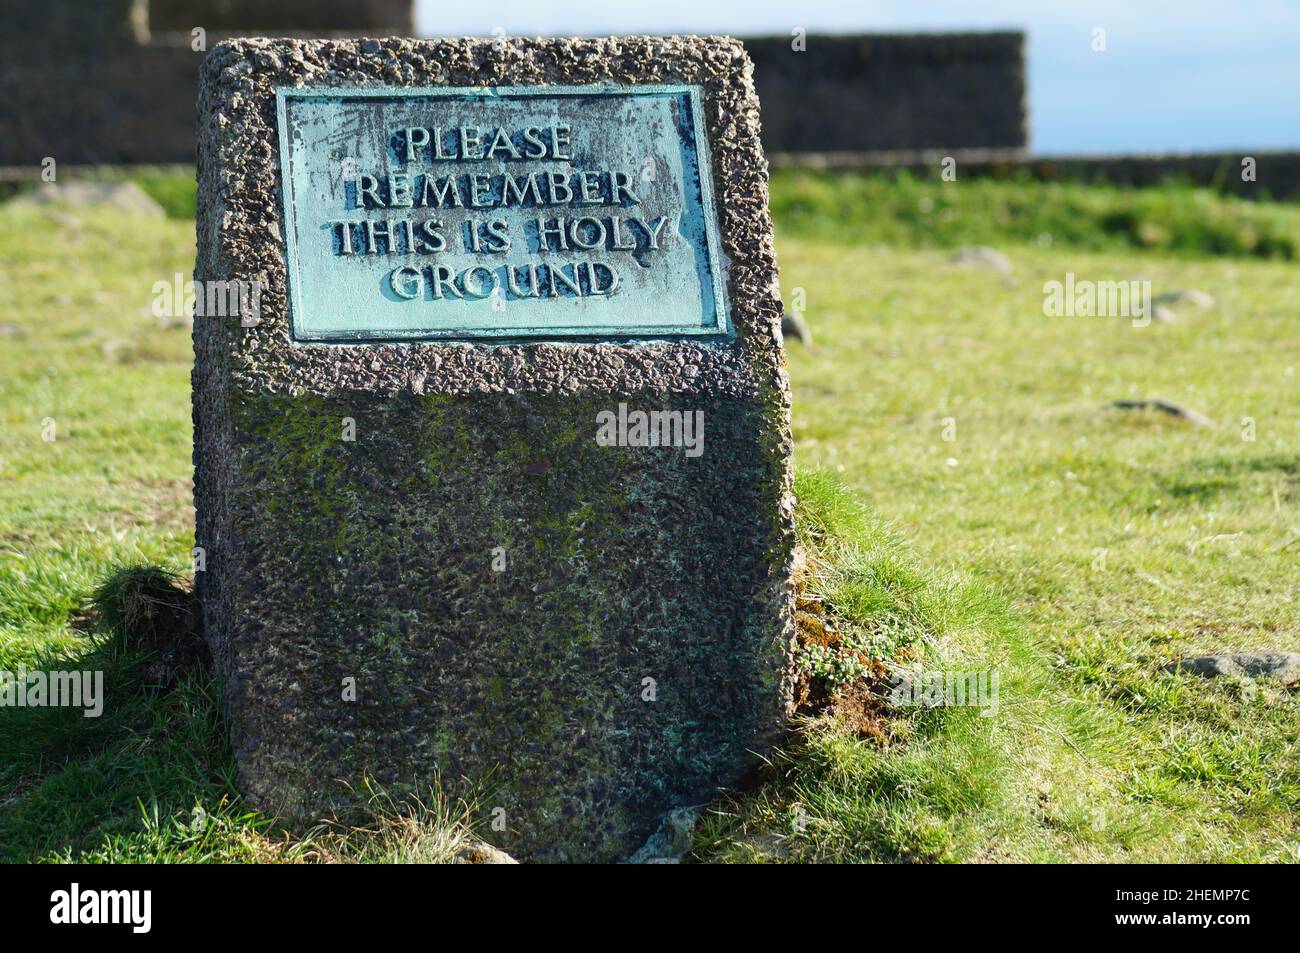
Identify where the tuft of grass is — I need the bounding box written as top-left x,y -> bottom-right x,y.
49,797 -> 305,864
1,560 -> 223,863
0,656 -> 247,863
0,565 -> 200,796
304,782 -> 482,864
696,470 -> 1026,863
794,470 -> 1010,670
89,564 -> 195,656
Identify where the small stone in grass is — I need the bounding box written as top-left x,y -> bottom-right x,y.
453,841 -> 519,864
8,181 -> 164,218
1108,398 -> 1215,428
1154,289 -> 1215,309
952,245 -> 1012,275
781,309 -> 813,347
1163,652 -> 1300,686
627,806 -> 701,864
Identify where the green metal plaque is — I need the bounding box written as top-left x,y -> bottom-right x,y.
276,85 -> 730,342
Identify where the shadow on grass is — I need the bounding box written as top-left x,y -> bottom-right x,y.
1,566 -> 495,863
0,565 -> 270,862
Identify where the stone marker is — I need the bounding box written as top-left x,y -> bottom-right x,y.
193,36 -> 796,862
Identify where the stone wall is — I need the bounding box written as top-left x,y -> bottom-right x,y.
0,0 -> 412,166
744,32 -> 1027,154
0,9 -> 1026,167
148,0 -> 412,32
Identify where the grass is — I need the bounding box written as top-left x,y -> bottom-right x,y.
703,192 -> 1299,862
696,471 -> 1025,863
1,171 -> 1298,862
770,168 -> 1300,259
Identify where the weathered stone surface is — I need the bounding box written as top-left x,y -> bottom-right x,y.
193,36 -> 796,863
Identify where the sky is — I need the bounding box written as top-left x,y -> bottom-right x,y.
413,0 -> 1300,155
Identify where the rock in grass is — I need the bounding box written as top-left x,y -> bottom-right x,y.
452,841 -> 519,864
952,245 -> 1012,275
781,309 -> 813,347
1154,289 -> 1216,309
1109,398 -> 1215,428
627,806 -> 701,864
8,181 -> 164,218
1148,289 -> 1215,325
1163,652 -> 1300,686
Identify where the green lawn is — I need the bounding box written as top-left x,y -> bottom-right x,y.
698,223 -> 1300,863
1,172 -> 1297,862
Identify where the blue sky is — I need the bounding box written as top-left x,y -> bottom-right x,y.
413,0 -> 1300,155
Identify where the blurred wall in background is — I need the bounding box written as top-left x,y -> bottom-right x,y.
147,0 -> 412,32
0,0 -> 412,166
746,33 -> 1026,157
0,1 -> 1025,166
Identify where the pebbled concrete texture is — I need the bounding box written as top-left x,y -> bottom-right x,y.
194,36 -> 796,862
